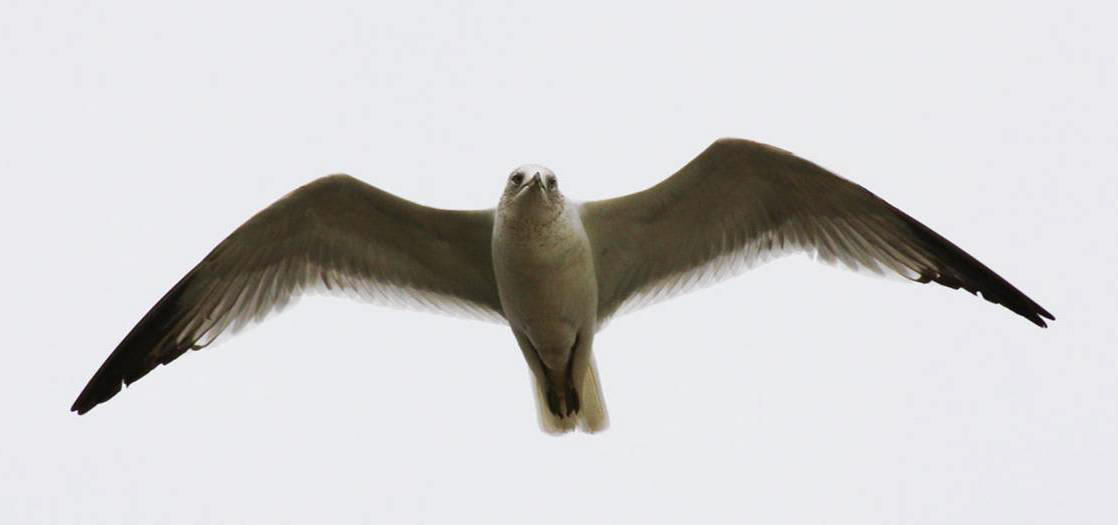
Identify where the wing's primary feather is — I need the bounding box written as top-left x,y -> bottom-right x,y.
72,174 -> 503,414
579,138 -> 1053,328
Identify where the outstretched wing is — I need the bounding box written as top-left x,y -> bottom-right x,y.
72,174 -> 503,414
579,138 -> 1053,328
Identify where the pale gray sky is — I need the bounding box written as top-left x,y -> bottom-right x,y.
3,1 -> 1115,523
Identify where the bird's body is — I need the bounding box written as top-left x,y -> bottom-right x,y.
71,138 -> 1054,433
492,168 -> 603,430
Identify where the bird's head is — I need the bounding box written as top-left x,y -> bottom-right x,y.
499,164 -> 564,217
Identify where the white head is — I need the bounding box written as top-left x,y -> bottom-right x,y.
499,164 -> 564,218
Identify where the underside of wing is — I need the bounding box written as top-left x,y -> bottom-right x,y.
72,175 -> 503,414
580,138 -> 1054,328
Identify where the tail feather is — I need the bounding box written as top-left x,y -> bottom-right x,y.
532,355 -> 609,434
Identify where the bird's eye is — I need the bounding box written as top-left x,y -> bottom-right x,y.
546,177 -> 557,190
510,173 -> 524,185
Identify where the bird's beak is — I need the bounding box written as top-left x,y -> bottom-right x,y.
530,173 -> 548,197
515,173 -> 547,200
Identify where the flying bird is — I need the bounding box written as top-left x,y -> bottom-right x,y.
72,138 -> 1053,433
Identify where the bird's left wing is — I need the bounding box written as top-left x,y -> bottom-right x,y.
72,174 -> 503,414
579,138 -> 1053,328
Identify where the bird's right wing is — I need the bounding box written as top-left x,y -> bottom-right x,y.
579,138 -> 1053,328
72,174 -> 503,414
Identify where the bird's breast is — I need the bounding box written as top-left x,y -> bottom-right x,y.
492,206 -> 597,335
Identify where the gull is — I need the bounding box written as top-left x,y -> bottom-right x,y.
71,138 -> 1054,433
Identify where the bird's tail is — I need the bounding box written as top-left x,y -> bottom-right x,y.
533,355 -> 609,434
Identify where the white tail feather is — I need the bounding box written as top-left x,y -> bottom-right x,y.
532,355 -> 609,434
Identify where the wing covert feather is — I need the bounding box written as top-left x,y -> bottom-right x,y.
72,174 -> 502,414
580,138 -> 1053,328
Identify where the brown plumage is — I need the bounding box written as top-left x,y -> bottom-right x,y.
73,138 -> 1052,431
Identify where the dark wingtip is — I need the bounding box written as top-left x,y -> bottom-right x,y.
71,272 -> 198,417
71,378 -> 125,415
1004,299 -> 1053,329
998,298 -> 1052,329
896,207 -> 1055,331
1006,293 -> 1053,329
1031,306 -> 1055,328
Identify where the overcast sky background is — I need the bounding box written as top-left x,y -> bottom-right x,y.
3,1 -> 1116,523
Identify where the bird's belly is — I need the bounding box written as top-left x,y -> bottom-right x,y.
493,240 -> 597,353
